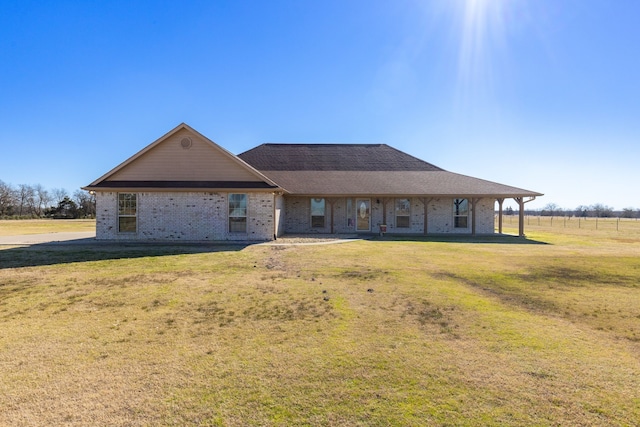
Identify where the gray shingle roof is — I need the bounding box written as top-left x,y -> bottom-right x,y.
239,143 -> 542,198
238,144 -> 444,171
258,171 -> 541,197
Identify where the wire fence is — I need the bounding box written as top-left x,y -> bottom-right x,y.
497,215 -> 640,235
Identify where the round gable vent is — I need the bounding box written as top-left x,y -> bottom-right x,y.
180,137 -> 192,149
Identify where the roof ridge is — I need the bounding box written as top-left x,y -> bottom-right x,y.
238,143 -> 446,172
381,144 -> 446,172
260,143 -> 385,147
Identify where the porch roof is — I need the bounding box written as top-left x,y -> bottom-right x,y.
239,144 -> 541,198
260,170 -> 542,198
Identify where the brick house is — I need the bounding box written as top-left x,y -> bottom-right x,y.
84,123 -> 541,241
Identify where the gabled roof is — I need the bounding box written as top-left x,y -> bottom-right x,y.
239,143 -> 542,198
84,123 -> 279,192
238,143 -> 444,171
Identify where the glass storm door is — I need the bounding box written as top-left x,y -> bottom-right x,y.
356,199 -> 371,231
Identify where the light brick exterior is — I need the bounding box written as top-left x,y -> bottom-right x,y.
274,194 -> 285,237
95,191 -> 275,241
86,124 -> 515,240
283,196 -> 496,235
95,192 -> 496,241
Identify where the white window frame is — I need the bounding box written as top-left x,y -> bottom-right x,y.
310,198 -> 326,228
395,198 -> 410,228
118,193 -> 137,233
229,193 -> 248,233
454,198 -> 469,228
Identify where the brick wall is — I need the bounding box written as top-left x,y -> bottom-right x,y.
96,192 -> 497,240
426,198 -> 495,234
283,196 -> 497,235
274,194 -> 285,237
95,191 -> 274,241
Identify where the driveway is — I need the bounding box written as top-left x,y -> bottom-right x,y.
0,232 -> 96,246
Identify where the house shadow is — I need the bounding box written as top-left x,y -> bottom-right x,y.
0,239 -> 252,270
372,233 -> 549,245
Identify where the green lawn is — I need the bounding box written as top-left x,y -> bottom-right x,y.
1,223 -> 639,425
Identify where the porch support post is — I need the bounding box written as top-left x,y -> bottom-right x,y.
380,197 -> 392,228
497,198 -> 504,234
471,198 -> 482,236
515,197 -> 525,237
381,198 -> 387,225
327,198 -> 337,234
420,197 -> 433,235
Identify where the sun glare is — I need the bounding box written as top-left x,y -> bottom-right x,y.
455,0 -> 511,103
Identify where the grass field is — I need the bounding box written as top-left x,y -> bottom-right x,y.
1,221 -> 639,425
0,218 -> 96,235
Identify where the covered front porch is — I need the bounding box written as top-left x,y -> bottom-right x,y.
280,195 -> 537,238
281,196 -> 508,236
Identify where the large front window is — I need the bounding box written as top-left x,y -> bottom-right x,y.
454,198 -> 468,228
395,198 -> 410,228
229,194 -> 247,233
118,193 -> 137,233
310,198 -> 325,228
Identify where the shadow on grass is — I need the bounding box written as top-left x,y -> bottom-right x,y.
0,240 -> 251,269
372,234 -> 549,245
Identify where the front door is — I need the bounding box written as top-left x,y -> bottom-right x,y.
356,199 -> 371,231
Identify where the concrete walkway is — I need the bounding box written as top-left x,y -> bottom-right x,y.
0,232 -> 96,246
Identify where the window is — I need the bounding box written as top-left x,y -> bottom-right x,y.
118,193 -> 137,233
454,198 -> 468,228
310,198 -> 325,228
229,194 -> 247,233
395,198 -> 410,228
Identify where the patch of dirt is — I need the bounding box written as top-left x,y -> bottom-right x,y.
266,234 -> 360,245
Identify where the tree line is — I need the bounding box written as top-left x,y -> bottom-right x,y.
505,203 -> 640,219
0,180 -> 95,219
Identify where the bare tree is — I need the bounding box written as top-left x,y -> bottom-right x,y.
590,203 -> 614,218
73,189 -> 96,218
575,205 -> 589,218
17,184 -> 35,217
542,203 -> 562,217
52,188 -> 69,205
33,184 -> 52,217
0,180 -> 17,216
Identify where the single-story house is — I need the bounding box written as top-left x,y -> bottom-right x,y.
83,123 -> 542,241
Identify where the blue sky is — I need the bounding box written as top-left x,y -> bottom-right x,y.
1,0 -> 638,211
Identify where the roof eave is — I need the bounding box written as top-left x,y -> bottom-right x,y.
84,186 -> 284,193
286,192 -> 543,198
